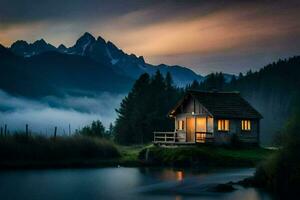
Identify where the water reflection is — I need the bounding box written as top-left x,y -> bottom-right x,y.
0,167 -> 272,200
152,169 -> 185,181
175,195 -> 183,200
135,168 -> 272,200
176,171 -> 184,181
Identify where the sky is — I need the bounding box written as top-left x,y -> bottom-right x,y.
0,0 -> 300,74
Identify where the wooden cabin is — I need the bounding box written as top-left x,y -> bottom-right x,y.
153,90 -> 263,146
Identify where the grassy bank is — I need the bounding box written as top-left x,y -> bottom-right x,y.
117,145 -> 149,166
139,145 -> 274,167
0,134 -> 274,169
0,134 -> 120,169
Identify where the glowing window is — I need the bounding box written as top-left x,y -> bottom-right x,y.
196,117 -> 206,132
178,120 -> 185,130
218,120 -> 229,131
241,120 -> 251,131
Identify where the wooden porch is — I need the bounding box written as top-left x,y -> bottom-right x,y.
153,131 -> 214,145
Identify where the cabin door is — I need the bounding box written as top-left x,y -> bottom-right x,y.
186,117 -> 195,142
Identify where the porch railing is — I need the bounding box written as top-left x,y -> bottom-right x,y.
154,131 -> 214,144
153,132 -> 176,143
196,132 -> 213,143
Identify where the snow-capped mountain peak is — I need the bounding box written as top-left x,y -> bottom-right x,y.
9,32 -> 204,86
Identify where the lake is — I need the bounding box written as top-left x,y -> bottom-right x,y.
0,167 -> 272,200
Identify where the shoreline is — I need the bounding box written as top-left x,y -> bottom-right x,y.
0,145 -> 274,170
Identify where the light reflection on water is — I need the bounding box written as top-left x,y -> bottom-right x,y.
176,171 -> 184,181
0,167 -> 272,200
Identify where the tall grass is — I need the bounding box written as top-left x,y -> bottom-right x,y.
0,134 -> 120,165
254,98 -> 300,196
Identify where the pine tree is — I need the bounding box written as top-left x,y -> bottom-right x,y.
114,71 -> 180,145
189,80 -> 200,90
114,73 -> 151,144
76,120 -> 105,138
165,72 -> 173,90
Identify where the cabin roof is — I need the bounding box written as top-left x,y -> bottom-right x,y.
170,90 -> 263,119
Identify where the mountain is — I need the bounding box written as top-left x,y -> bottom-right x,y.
0,45 -> 133,97
0,44 -> 15,59
9,32 -> 204,86
226,56 -> 300,144
10,39 -> 56,57
1,32 -> 208,97
27,51 -> 133,94
0,44 -> 56,97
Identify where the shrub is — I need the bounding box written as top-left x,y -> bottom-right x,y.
254,98 -> 300,196
75,120 -> 106,138
0,134 -> 120,163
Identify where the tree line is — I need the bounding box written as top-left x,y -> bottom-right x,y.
76,71 -> 227,144
114,71 -> 183,144
78,56 -> 300,145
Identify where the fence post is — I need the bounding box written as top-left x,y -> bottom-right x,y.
4,124 -> 7,137
68,124 -> 71,136
54,126 -> 57,139
0,127 -> 3,137
26,124 -> 29,137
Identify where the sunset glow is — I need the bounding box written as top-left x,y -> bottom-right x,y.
1,0 -> 300,74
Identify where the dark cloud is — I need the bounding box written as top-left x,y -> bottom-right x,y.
0,0 -> 300,74
0,0 -> 143,24
0,0 -> 262,26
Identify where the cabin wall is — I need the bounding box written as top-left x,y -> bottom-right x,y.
237,119 -> 259,144
173,95 -> 260,145
176,97 -> 209,116
213,118 -> 259,145
174,97 -> 211,143
213,119 -> 233,144
175,114 -> 187,142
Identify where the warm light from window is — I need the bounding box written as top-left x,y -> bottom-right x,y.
242,120 -> 251,131
196,117 -> 206,132
218,119 -> 229,131
178,120 -> 185,130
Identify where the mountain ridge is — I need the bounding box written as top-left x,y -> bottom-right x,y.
9,32 -> 204,86
0,47 -> 133,97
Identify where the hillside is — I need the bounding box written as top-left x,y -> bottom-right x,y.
114,56 -> 300,145
192,56 -> 300,144
228,56 -> 300,144
0,46 -> 133,97
0,45 -> 56,97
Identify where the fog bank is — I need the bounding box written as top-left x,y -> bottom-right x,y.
0,90 -> 125,135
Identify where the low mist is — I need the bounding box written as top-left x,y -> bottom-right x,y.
0,90 -> 125,135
